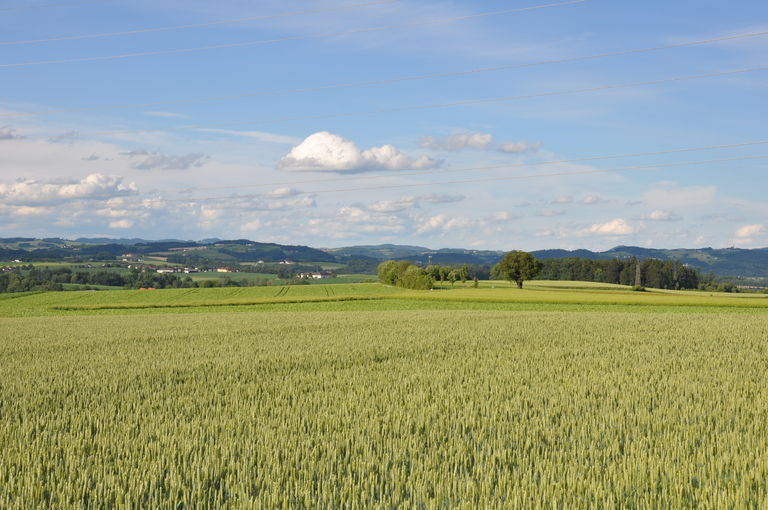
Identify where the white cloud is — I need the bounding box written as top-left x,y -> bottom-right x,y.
587,218 -> 635,235
122,150 -> 207,171
419,193 -> 465,204
582,195 -> 604,205
415,214 -> 472,234
0,204 -> 52,217
368,197 -> 418,213
0,126 -> 21,140
278,132 -> 439,172
265,196 -> 316,210
109,219 -> 134,229
265,187 -> 301,198
199,129 -> 300,144
488,211 -> 513,222
551,195 -> 573,204
0,173 -> 137,205
364,193 -> 465,213
641,210 -> 682,221
735,224 -> 765,238
419,132 -> 494,151
643,183 -> 717,207
535,209 -> 565,217
241,219 -> 270,232
498,140 -> 541,154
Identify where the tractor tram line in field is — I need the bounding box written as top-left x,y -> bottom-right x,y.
1,281 -> 767,507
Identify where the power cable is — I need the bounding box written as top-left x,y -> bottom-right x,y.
0,0 -> 399,45
2,29 -> 765,118
15,66 -> 767,140
0,0 -> 587,68
145,140 -> 768,195
0,0 -> 113,12
138,155 -> 768,203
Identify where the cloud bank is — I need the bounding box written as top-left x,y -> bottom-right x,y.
278,132 -> 439,172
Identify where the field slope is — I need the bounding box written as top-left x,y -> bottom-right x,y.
1,283 -> 767,508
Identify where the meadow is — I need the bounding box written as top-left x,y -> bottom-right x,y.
1,282 -> 767,508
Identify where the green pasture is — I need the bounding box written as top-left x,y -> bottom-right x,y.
0,281 -> 766,317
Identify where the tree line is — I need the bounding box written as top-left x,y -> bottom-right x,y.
0,268 -> 199,293
531,257 -> 703,290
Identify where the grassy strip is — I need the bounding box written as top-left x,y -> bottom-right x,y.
49,295 -> 385,311
402,294 -> 768,308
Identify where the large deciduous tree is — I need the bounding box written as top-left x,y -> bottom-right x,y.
494,250 -> 542,289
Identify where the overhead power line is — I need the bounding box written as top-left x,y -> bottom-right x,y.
142,140 -> 768,195
0,0 -> 400,45
62,141 -> 768,202
2,30 -> 765,118
0,0 -> 112,12
144,155 -> 768,203
16,66 -> 767,141
0,0 -> 587,68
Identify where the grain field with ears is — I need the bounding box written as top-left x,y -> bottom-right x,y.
2,300 -> 767,508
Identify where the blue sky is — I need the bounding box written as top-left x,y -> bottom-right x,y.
1,0 -> 766,250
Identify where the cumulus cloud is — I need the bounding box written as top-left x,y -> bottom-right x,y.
551,196 -> 573,204
498,140 -> 541,154
489,211 -> 511,221
643,183 -> 717,207
419,193 -> 465,204
265,187 -> 301,198
199,129 -> 300,144
278,132 -> 439,172
109,219 -> 134,229
265,196 -> 316,210
122,149 -> 207,171
587,218 -> 635,235
419,132 -> 494,151
0,173 -> 137,205
535,209 -> 565,217
241,218 -> 273,232
735,224 -> 765,238
415,214 -> 472,234
0,204 -> 52,217
0,126 -> 21,140
641,210 -> 682,222
367,197 -> 419,213
582,195 -> 604,205
363,193 -> 465,213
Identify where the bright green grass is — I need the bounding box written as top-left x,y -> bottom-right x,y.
1,311 -> 767,508
189,271 -> 278,281
0,282 -> 766,317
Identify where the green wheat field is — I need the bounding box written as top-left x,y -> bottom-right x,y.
2,282 -> 767,508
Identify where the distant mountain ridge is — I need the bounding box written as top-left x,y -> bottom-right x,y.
1,238 -> 767,277
332,244 -> 768,277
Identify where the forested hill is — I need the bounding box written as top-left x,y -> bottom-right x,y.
2,238 -> 768,277
0,238 -> 335,264
330,244 -> 768,277
531,246 -> 768,277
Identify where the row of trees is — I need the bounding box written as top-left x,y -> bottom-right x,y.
377,260 -> 434,290
380,251 -> 711,291
379,253 -> 542,290
0,268 -> 196,293
534,257 -> 702,290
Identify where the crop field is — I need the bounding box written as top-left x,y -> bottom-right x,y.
1,283 -> 767,508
